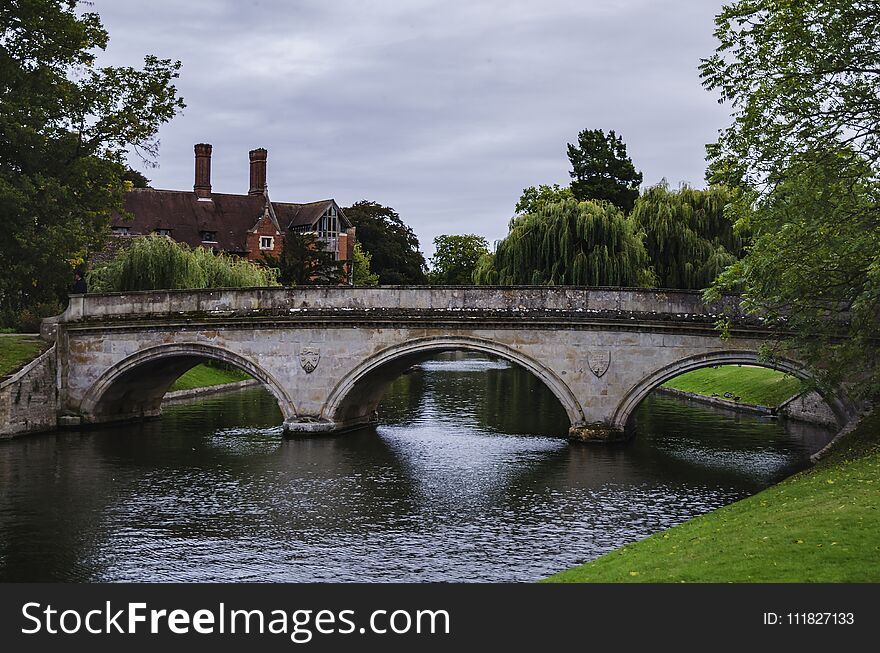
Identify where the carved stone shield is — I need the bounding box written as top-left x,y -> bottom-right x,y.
587,350 -> 611,378
299,347 -> 320,373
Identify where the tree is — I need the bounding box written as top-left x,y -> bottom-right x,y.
352,241 -> 379,286
472,199 -> 655,287
428,234 -> 490,285
265,232 -> 345,286
701,0 -> 880,397
701,1 -> 880,189
515,184 -> 574,216
0,1 -> 184,326
88,234 -> 277,291
343,201 -> 427,284
567,129 -> 643,212
630,182 -> 745,289
122,168 -> 151,189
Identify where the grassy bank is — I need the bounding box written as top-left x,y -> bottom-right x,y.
661,365 -> 802,407
169,363 -> 252,392
544,410 -> 880,583
0,336 -> 48,377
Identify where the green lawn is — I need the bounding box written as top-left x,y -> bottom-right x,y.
169,362 -> 252,392
661,364 -> 803,407
544,410 -> 880,583
0,336 -> 48,377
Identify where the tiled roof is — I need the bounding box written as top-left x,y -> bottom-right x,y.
112,189 -> 351,254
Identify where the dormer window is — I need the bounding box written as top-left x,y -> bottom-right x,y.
154,228 -> 173,237
111,226 -> 130,236
260,236 -> 274,250
200,230 -> 217,242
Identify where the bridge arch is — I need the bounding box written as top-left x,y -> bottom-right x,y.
611,349 -> 854,431
79,343 -> 295,424
321,336 -> 586,432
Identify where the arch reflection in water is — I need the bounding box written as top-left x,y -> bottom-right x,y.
0,353 -> 834,582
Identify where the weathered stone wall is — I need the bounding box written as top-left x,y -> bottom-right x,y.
0,346 -> 57,438
59,286 -> 749,322
779,390 -> 838,427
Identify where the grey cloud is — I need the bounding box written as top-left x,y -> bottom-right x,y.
92,0 -> 729,256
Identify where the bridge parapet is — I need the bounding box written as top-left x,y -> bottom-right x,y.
58,286 -> 750,325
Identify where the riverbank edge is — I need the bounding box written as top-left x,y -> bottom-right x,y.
655,386 -> 773,416
655,385 -> 834,426
0,345 -> 57,438
163,379 -> 261,403
542,406 -> 877,583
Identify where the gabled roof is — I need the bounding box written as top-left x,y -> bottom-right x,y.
272,199 -> 352,230
115,189 -> 266,253
112,190 -> 352,254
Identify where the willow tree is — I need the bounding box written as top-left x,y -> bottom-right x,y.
629,182 -> 745,289
473,199 -> 655,286
88,235 -> 277,291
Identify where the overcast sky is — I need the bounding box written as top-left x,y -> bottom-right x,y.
91,0 -> 730,261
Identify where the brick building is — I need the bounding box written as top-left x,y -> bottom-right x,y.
109,144 -> 355,280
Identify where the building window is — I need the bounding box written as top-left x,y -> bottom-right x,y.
111,226 -> 130,235
260,236 -> 274,250
154,228 -> 173,237
316,205 -> 340,255
200,231 -> 217,242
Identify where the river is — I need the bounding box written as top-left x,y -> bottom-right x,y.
0,354 -> 834,582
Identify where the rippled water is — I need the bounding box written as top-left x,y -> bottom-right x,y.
0,355 -> 834,582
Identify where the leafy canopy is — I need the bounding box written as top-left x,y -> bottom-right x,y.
701,0 -> 880,397
473,199 -> 655,287
0,0 -> 184,322
428,234 -> 490,285
343,201 -> 427,285
630,182 -> 744,290
567,129 -> 643,212
515,184 -> 574,216
352,241 -> 379,286
88,235 -> 277,291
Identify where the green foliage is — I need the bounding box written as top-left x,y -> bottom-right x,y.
701,0 -> 880,187
343,201 -> 427,284
122,168 -> 151,189
701,1 -> 880,398
515,184 -> 574,216
473,199 -> 655,287
567,129 -> 643,212
428,234 -> 490,285
708,152 -> 880,397
266,232 -> 344,286
88,235 -> 278,291
630,181 -> 745,289
0,1 -> 184,320
352,241 -> 379,286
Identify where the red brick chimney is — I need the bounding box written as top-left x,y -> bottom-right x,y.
249,148 -> 268,195
194,143 -> 212,198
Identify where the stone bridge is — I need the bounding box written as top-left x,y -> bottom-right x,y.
45,287 -> 856,441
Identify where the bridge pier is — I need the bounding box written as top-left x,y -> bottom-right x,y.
568,423 -> 628,444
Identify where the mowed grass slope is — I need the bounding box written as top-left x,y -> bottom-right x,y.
169,363 -> 252,392
544,411 -> 880,583
0,336 -> 48,377
661,365 -> 803,407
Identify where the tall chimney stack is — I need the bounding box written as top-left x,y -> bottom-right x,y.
249,148 -> 268,195
193,143 -> 212,198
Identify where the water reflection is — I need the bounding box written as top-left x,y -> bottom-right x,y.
0,354 -> 834,582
